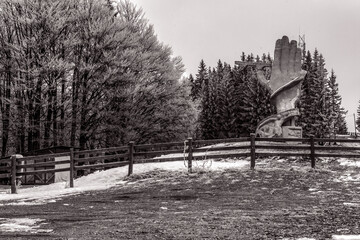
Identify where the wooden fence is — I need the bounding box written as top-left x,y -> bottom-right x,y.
1,134 -> 360,194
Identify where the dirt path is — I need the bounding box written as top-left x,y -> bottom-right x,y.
1,159 -> 360,239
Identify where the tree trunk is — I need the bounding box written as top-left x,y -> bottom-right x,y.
2,66 -> 11,157
60,75 -> 66,145
79,77 -> 88,150
53,79 -> 58,146
32,77 -> 42,151
70,67 -> 79,147
43,88 -> 53,148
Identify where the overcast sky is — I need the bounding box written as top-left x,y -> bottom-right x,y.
129,0 -> 360,132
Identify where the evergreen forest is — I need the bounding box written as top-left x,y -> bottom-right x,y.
190,50 -> 348,140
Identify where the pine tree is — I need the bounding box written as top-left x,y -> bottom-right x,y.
192,60 -> 207,101
189,74 -> 196,100
232,64 -> 273,135
220,63 -> 236,137
241,52 -> 246,62
327,69 -> 347,136
198,67 -> 212,139
315,53 -> 330,138
337,107 -> 348,134
261,53 -> 267,62
298,50 -> 347,138
298,50 -> 318,137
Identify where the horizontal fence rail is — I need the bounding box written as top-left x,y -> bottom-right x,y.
2,134 -> 360,194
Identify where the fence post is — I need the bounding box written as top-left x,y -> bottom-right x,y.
310,135 -> 315,168
11,156 -> 17,194
69,148 -> 74,188
128,141 -> 134,176
187,138 -> 193,173
250,133 -> 256,169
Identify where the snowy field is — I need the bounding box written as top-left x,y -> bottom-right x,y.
1,157 -> 360,239
0,159 -> 249,205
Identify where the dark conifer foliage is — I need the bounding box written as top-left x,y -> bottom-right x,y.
193,48 -> 347,140
297,50 -> 347,137
192,55 -> 274,139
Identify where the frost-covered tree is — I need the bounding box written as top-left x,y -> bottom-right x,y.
0,0 -> 195,154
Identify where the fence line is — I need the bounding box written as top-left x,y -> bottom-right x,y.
2,134 -> 360,193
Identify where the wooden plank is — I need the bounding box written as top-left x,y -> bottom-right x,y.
75,161 -> 129,170
194,137 -> 250,145
74,153 -> 128,163
314,153 -> 360,158
17,160 -> 70,169
314,146 -> 360,151
193,152 -> 250,160
310,135 -> 315,168
0,159 -> 11,164
11,157 -> 17,194
0,173 -> 10,178
256,152 -> 310,157
17,167 -> 71,176
136,156 -> 185,163
20,152 -> 69,162
256,137 -> 310,142
134,141 -> 184,150
250,134 -> 256,169
0,166 -> 11,171
192,145 -> 250,152
76,146 -> 128,155
255,145 -> 309,150
187,138 -> 193,173
313,138 -> 360,143
70,148 -> 74,188
134,149 -> 184,157
128,142 -> 134,176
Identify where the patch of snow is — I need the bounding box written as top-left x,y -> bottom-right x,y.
338,158 -> 360,167
0,160 -> 248,205
343,202 -> 360,207
332,235 -> 360,240
336,173 -> 360,182
0,218 -> 52,233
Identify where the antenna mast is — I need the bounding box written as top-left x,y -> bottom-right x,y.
298,34 -> 306,56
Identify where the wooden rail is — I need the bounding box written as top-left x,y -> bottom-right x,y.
2,135 -> 360,194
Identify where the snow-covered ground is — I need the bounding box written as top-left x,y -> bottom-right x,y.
0,159 -> 250,234
0,159 -> 249,205
0,218 -> 52,234
1,157 -> 360,239
338,158 -> 360,168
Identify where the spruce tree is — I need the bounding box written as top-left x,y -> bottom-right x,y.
327,69 -> 347,136
192,60 -> 207,101
298,50 -> 347,138
197,67 -> 212,139
221,63 -> 236,137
